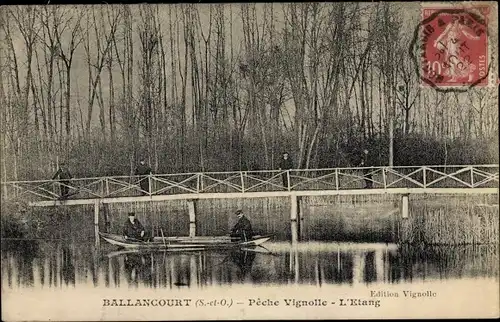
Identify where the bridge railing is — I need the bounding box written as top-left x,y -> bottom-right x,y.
1,165 -> 498,203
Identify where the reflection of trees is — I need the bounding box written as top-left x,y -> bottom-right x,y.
106,250 -> 260,287
1,240 -> 39,287
109,248 -> 391,287
61,245 -> 75,286
17,242 -> 37,287
3,242 -> 498,289
110,254 -> 121,287
108,252 -> 199,288
1,241 -> 100,288
290,249 -> 357,285
391,244 -> 499,282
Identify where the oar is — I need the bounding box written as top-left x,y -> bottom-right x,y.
160,228 -> 167,247
124,236 -> 144,243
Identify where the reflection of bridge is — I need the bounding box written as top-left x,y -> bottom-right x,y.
1,165 -> 498,243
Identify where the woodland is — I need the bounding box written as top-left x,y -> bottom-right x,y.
1,3 -> 498,181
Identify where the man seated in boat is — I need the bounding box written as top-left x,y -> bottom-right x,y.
123,212 -> 147,241
230,209 -> 254,242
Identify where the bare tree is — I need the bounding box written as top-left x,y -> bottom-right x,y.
468,88 -> 495,139
395,48 -> 420,136
373,3 -> 401,166
83,5 -> 119,139
53,6 -> 84,148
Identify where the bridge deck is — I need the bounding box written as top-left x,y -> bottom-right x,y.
28,187 -> 498,207
1,165 -> 498,207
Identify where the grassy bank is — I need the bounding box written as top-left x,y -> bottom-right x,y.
400,194 -> 499,245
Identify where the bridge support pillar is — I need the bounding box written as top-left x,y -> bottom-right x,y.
401,194 -> 409,219
188,199 -> 197,237
290,195 -> 301,243
103,204 -> 110,233
94,200 -> 100,247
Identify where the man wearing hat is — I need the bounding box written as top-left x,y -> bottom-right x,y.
52,162 -> 73,199
123,212 -> 146,240
359,148 -> 374,189
230,209 -> 254,241
278,152 -> 293,189
135,159 -> 152,195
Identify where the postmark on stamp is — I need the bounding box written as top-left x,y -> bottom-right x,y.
410,5 -> 491,91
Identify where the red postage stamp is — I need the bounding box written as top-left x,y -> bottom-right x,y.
419,6 -> 490,88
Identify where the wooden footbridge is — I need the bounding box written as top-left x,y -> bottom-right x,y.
2,164 -> 498,243
2,164 -> 498,204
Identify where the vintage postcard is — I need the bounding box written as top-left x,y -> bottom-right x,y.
1,1 -> 498,321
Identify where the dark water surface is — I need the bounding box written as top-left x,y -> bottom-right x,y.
2,239 -> 498,290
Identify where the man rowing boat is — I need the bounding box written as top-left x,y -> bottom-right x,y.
230,209 -> 254,242
123,212 -> 146,241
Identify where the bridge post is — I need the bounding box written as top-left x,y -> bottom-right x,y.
148,175 -> 152,197
290,194 -> 301,243
335,168 -> 339,190
94,200 -> 100,247
188,199 -> 197,237
383,167 -> 387,189
103,203 -> 110,233
105,178 -> 110,196
240,172 -> 245,193
401,193 -> 409,219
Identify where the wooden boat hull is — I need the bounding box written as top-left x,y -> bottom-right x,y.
99,232 -> 272,250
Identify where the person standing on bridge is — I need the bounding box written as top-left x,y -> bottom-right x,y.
123,212 -> 146,241
359,149 -> 374,189
52,162 -> 73,199
279,152 -> 294,189
230,209 -> 254,241
135,160 -> 152,195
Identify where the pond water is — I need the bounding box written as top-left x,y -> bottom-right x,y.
1,240 -> 498,289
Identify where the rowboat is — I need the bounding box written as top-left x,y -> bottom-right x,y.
99,232 -> 273,250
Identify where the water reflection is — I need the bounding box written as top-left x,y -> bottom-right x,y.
1,240 -> 498,290
231,250 -> 256,280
